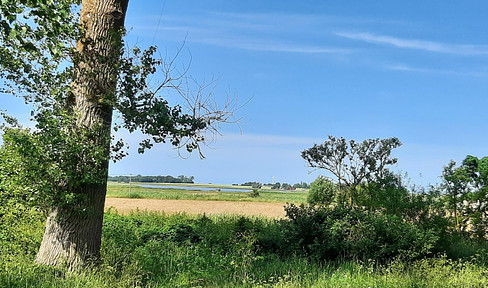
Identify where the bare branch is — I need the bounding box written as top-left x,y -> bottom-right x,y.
114,43 -> 241,159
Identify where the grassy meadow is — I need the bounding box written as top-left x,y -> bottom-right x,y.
2,208 -> 488,288
106,182 -> 308,204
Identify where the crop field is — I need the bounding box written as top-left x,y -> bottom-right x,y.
105,198 -> 288,218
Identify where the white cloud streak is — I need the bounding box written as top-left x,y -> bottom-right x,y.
128,12 -> 350,55
193,37 -> 350,54
336,31 -> 488,55
385,64 -> 488,77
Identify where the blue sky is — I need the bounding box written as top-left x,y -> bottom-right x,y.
3,1 -> 488,186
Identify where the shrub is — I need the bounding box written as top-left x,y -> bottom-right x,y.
128,193 -> 143,199
307,176 -> 335,206
250,189 -> 260,198
0,205 -> 45,259
358,171 -> 410,215
281,204 -> 438,262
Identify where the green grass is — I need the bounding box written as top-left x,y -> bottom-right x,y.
107,182 -> 308,203
2,209 -> 488,287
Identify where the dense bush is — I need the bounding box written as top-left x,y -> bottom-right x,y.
281,204 -> 438,262
0,205 -> 44,260
358,172 -> 410,215
307,176 -> 335,206
100,211 -> 285,285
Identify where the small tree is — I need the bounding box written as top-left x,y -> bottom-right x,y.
301,136 -> 402,207
272,182 -> 281,190
307,176 -> 335,206
359,171 -> 410,215
293,182 -> 310,189
442,160 -> 470,231
281,183 -> 292,190
442,155 -> 488,239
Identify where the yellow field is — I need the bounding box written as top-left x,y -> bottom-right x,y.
105,197 -> 288,218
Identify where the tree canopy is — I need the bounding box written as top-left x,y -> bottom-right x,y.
0,0 -> 237,269
442,155 -> 488,239
301,136 -> 402,206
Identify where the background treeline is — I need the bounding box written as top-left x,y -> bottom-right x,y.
270,181 -> 310,190
238,181 -> 310,189
108,174 -> 195,184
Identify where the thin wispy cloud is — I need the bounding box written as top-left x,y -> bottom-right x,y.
336,31 -> 488,55
194,37 -> 349,54
385,64 -> 445,74
385,64 -> 488,77
129,11 -> 352,55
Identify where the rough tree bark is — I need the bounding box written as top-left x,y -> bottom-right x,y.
35,0 -> 129,268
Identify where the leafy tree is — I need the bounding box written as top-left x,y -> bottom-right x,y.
301,136 -> 402,206
293,181 -> 310,189
0,0 -> 235,269
281,183 -> 292,190
307,176 -> 335,206
442,160 -> 470,231
442,155 -> 488,239
271,182 -> 281,190
241,181 -> 262,189
358,171 -> 410,215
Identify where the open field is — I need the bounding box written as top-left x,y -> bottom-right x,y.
105,198 -> 288,218
107,182 -> 308,203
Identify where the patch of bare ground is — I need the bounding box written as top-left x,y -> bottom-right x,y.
105,198 -> 287,218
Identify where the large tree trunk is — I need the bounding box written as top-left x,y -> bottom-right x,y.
35,0 -> 129,268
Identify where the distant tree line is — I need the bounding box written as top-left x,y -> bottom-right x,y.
239,182 -> 262,188
237,181 -> 310,190
269,182 -> 310,190
108,174 -> 195,184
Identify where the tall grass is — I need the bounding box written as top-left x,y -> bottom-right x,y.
2,208 -> 488,287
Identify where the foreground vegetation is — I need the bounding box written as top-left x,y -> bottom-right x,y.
2,131 -> 488,286
2,205 -> 488,287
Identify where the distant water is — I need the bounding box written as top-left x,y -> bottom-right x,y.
138,184 -> 252,192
